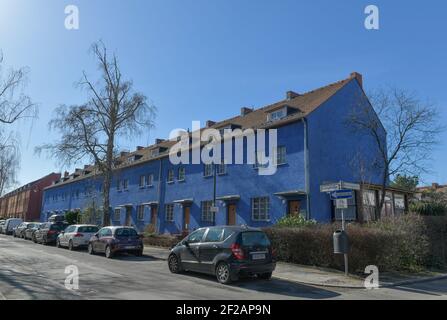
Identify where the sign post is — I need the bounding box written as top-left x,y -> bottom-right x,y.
321,181 -> 358,277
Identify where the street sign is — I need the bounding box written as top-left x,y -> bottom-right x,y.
330,189 -> 353,200
336,199 -> 348,209
320,181 -> 360,193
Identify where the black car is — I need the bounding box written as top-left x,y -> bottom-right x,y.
14,222 -> 38,238
168,226 -> 276,284
34,222 -> 69,245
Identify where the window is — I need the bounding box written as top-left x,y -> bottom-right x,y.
137,205 -> 145,221
241,231 -> 271,246
187,229 -> 206,244
139,175 -> 146,188
204,164 -> 213,177
116,179 -> 121,191
394,194 -> 406,217
362,190 -> 377,221
276,146 -> 287,165
268,108 -> 286,121
217,161 -> 227,175
167,169 -> 174,183
178,167 -> 186,181
252,197 -> 270,221
123,179 -> 129,190
254,151 -> 268,169
201,201 -> 214,222
165,204 -> 174,222
115,228 -> 138,237
204,227 -> 224,243
114,208 -> 121,221
146,174 -> 154,187
151,149 -> 159,158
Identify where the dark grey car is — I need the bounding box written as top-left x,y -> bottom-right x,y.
168,226 -> 276,284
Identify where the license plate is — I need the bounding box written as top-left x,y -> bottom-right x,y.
252,253 -> 266,260
124,246 -> 136,250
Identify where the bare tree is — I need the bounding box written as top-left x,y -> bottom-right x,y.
0,52 -> 37,125
349,87 -> 443,217
0,132 -> 20,195
37,41 -> 156,226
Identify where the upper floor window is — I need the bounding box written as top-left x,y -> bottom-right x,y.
178,167 -> 186,181
151,149 -> 159,158
204,164 -> 213,177
139,175 -> 146,188
165,204 -> 174,222
252,197 -> 270,221
276,146 -> 287,165
217,161 -> 227,175
201,200 -> 215,222
254,151 -> 268,169
123,179 -> 129,191
116,179 -> 121,191
167,169 -> 175,183
114,208 -> 121,221
147,174 -> 154,187
268,108 -> 286,121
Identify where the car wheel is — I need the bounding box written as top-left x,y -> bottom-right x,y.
68,240 -> 74,251
258,272 -> 273,280
32,235 -> 37,243
88,243 -> 95,255
105,245 -> 113,259
216,262 -> 233,284
168,254 -> 183,274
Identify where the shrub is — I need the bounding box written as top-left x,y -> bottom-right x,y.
65,211 -> 80,225
275,215 -> 317,228
264,214 -> 431,273
143,234 -> 180,248
410,201 -> 447,216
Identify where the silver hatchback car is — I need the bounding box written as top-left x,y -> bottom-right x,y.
57,224 -> 100,250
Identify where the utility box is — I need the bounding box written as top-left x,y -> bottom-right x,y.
333,230 -> 349,254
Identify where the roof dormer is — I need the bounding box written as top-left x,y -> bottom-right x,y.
267,105 -> 300,122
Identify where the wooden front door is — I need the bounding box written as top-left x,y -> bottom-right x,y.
150,206 -> 157,227
183,207 -> 190,231
288,201 -> 301,216
227,204 -> 236,225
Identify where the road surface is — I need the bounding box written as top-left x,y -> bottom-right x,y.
0,234 -> 446,300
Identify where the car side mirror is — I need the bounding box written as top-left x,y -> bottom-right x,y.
94,233 -> 99,238
183,240 -> 189,247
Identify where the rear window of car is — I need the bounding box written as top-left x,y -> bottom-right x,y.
78,226 -> 99,233
241,231 -> 271,247
50,224 -> 66,231
115,228 -> 138,237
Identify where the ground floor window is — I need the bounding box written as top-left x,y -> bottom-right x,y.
137,205 -> 145,221
201,201 -> 214,222
252,197 -> 270,221
394,194 -> 406,217
114,208 -> 121,221
165,204 -> 174,222
362,189 -> 377,221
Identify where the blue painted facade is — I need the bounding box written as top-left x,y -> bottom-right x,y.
41,76 -> 385,233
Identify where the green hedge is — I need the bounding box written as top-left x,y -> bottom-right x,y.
264,214 -> 433,273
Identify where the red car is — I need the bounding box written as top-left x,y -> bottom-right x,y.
88,226 -> 144,258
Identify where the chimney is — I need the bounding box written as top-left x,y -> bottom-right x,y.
206,120 -> 216,128
136,146 -> 144,151
350,72 -> 363,88
241,107 -> 253,116
64,171 -> 69,178
286,91 -> 300,100
155,138 -> 165,145
75,168 -> 82,173
432,183 -> 440,189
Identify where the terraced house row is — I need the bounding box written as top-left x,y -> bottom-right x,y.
39,72 -> 411,234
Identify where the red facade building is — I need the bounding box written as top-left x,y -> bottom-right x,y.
0,173 -> 61,222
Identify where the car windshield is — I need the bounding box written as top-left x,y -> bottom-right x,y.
28,224 -> 36,228
115,228 -> 138,237
241,231 -> 271,247
78,226 -> 99,233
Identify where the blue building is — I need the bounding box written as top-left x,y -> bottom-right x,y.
41,72 -> 409,234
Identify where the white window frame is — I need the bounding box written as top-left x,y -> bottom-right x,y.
165,204 -> 174,222
276,146 -> 287,165
268,107 -> 286,121
137,205 -> 145,221
252,197 -> 270,221
114,208 -> 121,221
178,167 -> 186,181
139,175 -> 146,188
201,200 -> 214,222
146,174 -> 154,187
167,169 -> 175,183
204,164 -> 213,177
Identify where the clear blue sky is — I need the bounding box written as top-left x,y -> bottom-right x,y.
1,0 -> 446,187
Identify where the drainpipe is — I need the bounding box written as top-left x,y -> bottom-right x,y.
302,118 -> 311,220
156,158 -> 163,234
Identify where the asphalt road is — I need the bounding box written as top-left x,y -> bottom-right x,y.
0,234 -> 447,300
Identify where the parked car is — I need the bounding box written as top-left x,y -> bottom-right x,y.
88,226 -> 144,258
48,214 -> 66,223
0,220 -> 5,234
14,222 -> 38,238
57,224 -> 99,250
2,218 -> 23,235
34,222 -> 69,245
25,223 -> 43,241
167,226 -> 276,284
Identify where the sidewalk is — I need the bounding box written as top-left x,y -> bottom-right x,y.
143,246 -> 447,289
